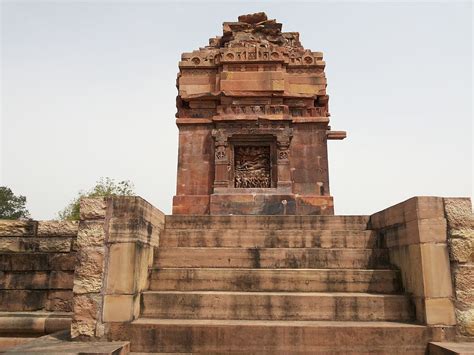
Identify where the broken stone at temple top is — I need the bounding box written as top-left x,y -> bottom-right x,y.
237,12 -> 268,24
209,12 -> 298,48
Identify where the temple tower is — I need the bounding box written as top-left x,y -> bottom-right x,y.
173,12 -> 345,215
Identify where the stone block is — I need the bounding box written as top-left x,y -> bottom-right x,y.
429,341 -> 474,355
80,198 -> 107,220
0,290 -> 46,311
0,220 -> 36,237
108,218 -> 160,246
449,237 -> 474,263
0,238 -> 19,252
455,308 -> 474,336
385,218 -> 447,248
288,83 -> 322,95
369,197 -> 445,230
108,196 -> 164,223
389,244 -> 425,298
103,295 -> 137,322
3,332 -> 130,353
0,270 -> 74,290
73,293 -> 101,322
416,218 -> 448,243
46,290 -> 73,312
105,243 -> 136,294
173,195 -> 210,215
412,297 -> 426,324
295,195 -> 334,215
443,198 -> 474,230
71,319 -> 96,338
37,220 -> 79,237
0,253 -> 75,271
412,197 -> 445,221
0,237 -> 72,253
210,193 -> 299,215
76,221 -> 105,248
136,246 -> 151,292
453,265 -> 474,295
425,298 -> 456,325
73,249 -> 105,294
420,243 -> 454,298
221,79 -> 284,92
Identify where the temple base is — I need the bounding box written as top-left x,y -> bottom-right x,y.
173,194 -> 334,215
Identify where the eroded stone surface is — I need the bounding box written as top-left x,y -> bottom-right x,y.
444,198 -> 474,338
37,221 -> 79,237
80,198 -> 107,220
76,221 -> 105,248
0,221 -> 36,237
73,294 -> 100,321
72,249 -> 104,294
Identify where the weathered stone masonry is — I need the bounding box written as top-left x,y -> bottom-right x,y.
71,196 -> 164,339
172,12 -> 346,216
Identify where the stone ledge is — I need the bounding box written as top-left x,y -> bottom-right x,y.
369,196 -> 445,230
0,312 -> 71,336
3,330 -> 129,354
428,341 -> 474,355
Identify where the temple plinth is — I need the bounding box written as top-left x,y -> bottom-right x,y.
172,12 -> 346,215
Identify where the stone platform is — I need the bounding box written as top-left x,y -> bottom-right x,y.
0,196 -> 472,353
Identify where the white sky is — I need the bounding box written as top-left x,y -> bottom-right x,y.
1,1 -> 472,219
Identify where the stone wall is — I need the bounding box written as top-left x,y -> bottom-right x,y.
443,198 -> 474,339
0,220 -> 78,312
369,196 -> 474,341
71,196 -> 164,340
369,197 -> 456,332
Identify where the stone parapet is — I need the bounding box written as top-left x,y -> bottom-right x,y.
369,196 -> 474,340
70,196 -> 164,340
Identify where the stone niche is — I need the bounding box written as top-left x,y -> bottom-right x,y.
172,12 -> 346,215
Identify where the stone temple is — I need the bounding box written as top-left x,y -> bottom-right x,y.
173,12 -> 345,216
0,12 -> 472,355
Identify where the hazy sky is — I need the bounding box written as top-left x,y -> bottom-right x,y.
1,1 -> 472,219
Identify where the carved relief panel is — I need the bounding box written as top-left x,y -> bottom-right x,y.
212,123 -> 291,192
234,145 -> 272,188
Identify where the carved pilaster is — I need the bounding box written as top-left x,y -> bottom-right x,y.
212,129 -> 230,188
276,127 -> 293,190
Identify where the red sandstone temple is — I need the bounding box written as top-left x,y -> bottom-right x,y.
172,12 -> 345,216
0,11 -> 471,355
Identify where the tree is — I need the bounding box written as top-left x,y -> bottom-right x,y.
58,177 -> 135,221
0,186 -> 30,219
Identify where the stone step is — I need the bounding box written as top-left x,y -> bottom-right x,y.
160,229 -> 380,248
108,319 -> 431,353
141,291 -> 413,321
164,215 -> 369,230
149,268 -> 402,293
154,248 -> 390,269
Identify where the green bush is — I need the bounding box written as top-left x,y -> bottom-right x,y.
58,177 -> 135,220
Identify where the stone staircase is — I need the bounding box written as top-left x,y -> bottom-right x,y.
111,215 -> 434,354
